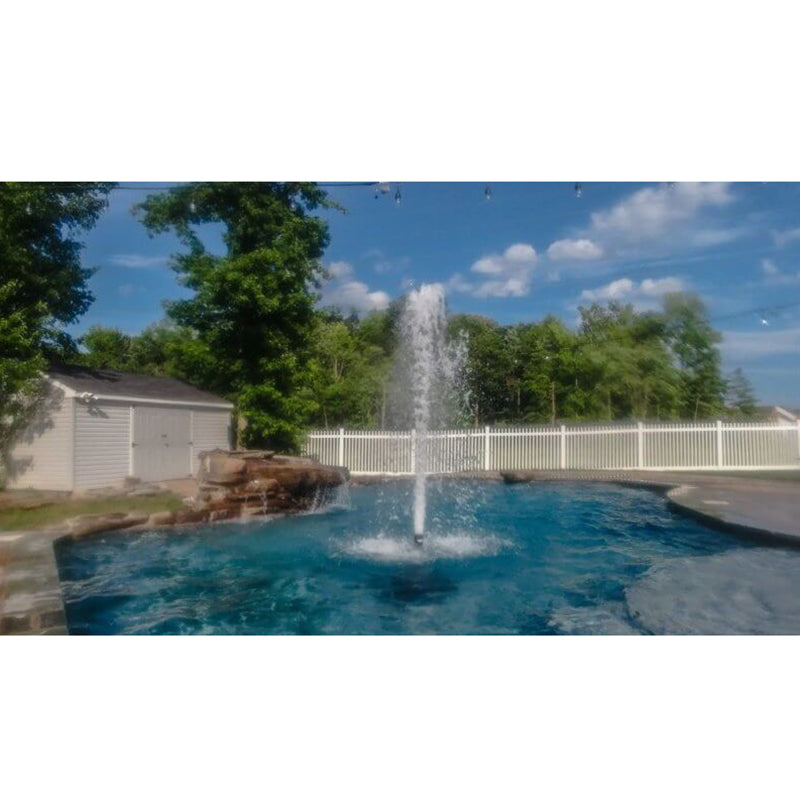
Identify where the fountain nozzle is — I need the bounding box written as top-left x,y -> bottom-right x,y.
414,533 -> 424,546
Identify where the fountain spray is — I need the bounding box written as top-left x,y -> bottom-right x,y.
400,284 -> 451,545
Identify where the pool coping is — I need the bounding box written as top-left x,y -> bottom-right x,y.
2,470 -> 799,634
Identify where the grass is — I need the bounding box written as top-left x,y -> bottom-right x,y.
0,492 -> 185,531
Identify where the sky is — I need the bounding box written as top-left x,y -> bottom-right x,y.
72,182 -> 800,407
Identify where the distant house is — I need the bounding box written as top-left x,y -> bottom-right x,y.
755,406 -> 799,424
5,365 -> 233,492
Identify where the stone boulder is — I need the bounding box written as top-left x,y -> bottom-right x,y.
194,449 -> 348,520
501,470 -> 537,484
67,511 -> 150,537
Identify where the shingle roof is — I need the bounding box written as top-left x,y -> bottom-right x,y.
48,364 -> 233,407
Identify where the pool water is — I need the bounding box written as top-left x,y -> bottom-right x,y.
54,481 -> 800,635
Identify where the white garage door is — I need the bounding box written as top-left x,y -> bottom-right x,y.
132,406 -> 192,482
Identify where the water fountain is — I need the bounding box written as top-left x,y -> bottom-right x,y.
399,283 -> 461,544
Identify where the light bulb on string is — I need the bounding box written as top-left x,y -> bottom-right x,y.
394,184 -> 402,204
758,311 -> 769,326
25,202 -> 31,214
485,184 -> 492,201
189,200 -> 197,214
574,183 -> 583,198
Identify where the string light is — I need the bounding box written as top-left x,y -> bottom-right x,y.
574,182 -> 582,198
485,184 -> 492,201
189,200 -> 197,213
394,184 -> 402,205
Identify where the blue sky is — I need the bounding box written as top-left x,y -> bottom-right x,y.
73,182 -> 800,406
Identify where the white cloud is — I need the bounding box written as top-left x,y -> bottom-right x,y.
319,261 -> 390,314
451,243 -> 538,298
772,227 -> 800,248
543,183 -> 737,269
579,275 -> 686,308
761,258 -> 779,276
327,261 -> 354,279
579,278 -> 635,302
547,238 -> 604,261
721,327 -> 800,360
758,258 -> 800,286
690,227 -> 746,246
363,249 -> 410,274
110,253 -> 169,269
589,182 -> 733,244
117,283 -> 137,297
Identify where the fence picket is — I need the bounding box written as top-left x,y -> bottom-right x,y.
301,421 -> 800,474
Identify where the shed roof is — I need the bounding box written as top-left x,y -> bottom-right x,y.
48,364 -> 234,408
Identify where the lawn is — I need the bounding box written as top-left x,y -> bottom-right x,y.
0,492 -> 185,531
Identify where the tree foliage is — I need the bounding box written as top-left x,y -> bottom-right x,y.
1,182 -> 113,478
135,182 -> 331,451
725,367 -> 758,417
82,290 -> 749,431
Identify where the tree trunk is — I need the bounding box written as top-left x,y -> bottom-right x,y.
550,382 -> 556,425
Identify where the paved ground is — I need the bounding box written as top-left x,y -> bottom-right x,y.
0,529 -> 68,635
2,470 -> 799,634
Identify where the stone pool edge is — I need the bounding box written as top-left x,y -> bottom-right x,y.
3,470 -> 799,635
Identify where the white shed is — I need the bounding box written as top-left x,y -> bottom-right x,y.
6,366 -> 234,492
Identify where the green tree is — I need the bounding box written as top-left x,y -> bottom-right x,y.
1,182 -> 113,480
80,325 -> 134,370
0,182 -> 114,358
663,292 -> 726,420
136,182 -> 332,451
447,314 -> 511,424
725,367 -> 758,417
578,303 -> 680,420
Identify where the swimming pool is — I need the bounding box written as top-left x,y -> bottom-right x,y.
54,481 -> 800,634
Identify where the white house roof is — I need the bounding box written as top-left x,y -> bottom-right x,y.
48,365 -> 234,409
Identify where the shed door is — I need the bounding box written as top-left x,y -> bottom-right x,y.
132,406 -> 192,482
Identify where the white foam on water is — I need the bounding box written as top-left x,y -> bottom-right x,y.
625,548 -> 800,634
338,531 -> 508,564
549,603 -> 642,635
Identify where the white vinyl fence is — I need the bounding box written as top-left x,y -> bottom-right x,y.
303,421 -> 800,474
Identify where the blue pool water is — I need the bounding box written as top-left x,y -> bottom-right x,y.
54,481 -> 799,635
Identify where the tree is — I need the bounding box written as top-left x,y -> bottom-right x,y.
0,182 -> 114,357
578,303 -> 680,420
136,183 -> 332,451
80,325 -> 134,370
663,292 -> 726,419
0,282 -> 47,469
726,368 -> 758,417
1,182 -> 113,480
446,314 -> 511,425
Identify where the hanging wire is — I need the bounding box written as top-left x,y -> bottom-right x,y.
710,299 -> 800,324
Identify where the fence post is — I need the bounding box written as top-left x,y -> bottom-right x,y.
338,427 -> 345,467
484,425 -> 491,471
637,422 -> 644,469
559,424 -> 566,469
796,420 -> 800,462
410,429 -> 416,474
716,420 -> 723,468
